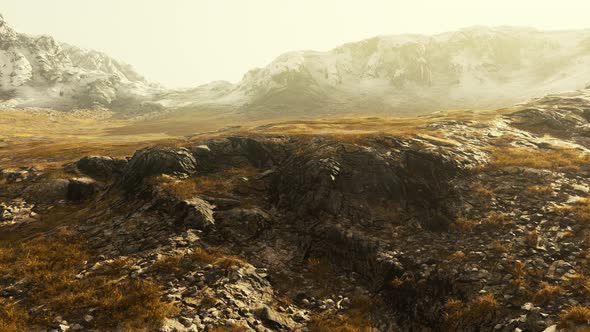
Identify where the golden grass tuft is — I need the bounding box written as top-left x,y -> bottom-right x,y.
472,183 -> 494,200
485,147 -> 590,172
560,305 -> 590,327
562,198 -> 590,224
443,294 -> 499,330
491,240 -> 510,254
0,299 -> 29,332
533,282 -> 563,305
308,293 -> 377,332
481,213 -> 511,229
153,166 -> 258,200
449,250 -> 467,262
151,247 -> 247,278
451,217 -> 478,233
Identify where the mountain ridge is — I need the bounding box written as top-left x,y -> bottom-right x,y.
2,15 -> 590,118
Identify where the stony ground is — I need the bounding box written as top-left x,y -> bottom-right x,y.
2,98 -> 590,331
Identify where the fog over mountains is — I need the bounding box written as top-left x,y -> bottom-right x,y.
1,14 -> 590,116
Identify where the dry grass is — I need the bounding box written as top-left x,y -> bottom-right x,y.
481,213 -> 510,229
569,273 -> 590,298
485,147 -> 590,172
472,183 -> 494,200
0,229 -> 176,330
154,166 -> 258,200
451,217 -> 478,233
510,261 -> 527,280
555,198 -> 590,224
443,294 -> 499,330
560,305 -> 590,327
449,251 -> 467,262
451,214 -> 508,233
308,293 -> 377,332
208,326 -> 249,332
0,139 -> 166,169
0,299 -> 29,332
151,247 -> 247,277
491,240 -> 510,254
533,282 -> 563,304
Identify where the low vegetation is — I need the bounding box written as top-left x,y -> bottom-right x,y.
154,166 -> 258,200
308,293 -> 377,332
151,247 -> 247,277
533,282 -> 563,305
560,305 -> 590,327
0,299 -> 29,332
554,198 -> 590,224
485,147 -> 590,172
0,228 -> 176,330
443,294 -> 499,331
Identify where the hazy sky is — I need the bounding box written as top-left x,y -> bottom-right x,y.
3,0 -> 590,87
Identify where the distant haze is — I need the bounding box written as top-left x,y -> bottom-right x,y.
3,0 -> 590,88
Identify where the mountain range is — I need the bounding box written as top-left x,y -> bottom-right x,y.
1,14 -> 590,117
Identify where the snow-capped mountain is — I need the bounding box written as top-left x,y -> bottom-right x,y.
158,26 -> 590,117
185,26 -> 590,117
2,14 -> 590,117
0,14 -> 160,111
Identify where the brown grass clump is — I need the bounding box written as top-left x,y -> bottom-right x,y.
558,198 -> 590,224
449,251 -> 467,262
560,305 -> 590,327
533,282 -> 563,305
491,240 -> 510,254
443,294 -> 499,330
510,261 -> 527,280
154,166 -> 258,199
151,247 -> 247,278
451,217 -> 478,233
569,273 -> 590,297
485,147 -> 590,172
481,213 -> 511,229
472,183 -> 494,200
0,299 -> 29,332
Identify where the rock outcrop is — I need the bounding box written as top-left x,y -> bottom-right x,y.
115,147 -> 197,191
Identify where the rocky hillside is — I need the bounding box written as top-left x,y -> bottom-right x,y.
162,27 -> 590,118
0,14 -> 160,111
3,92 -> 590,330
